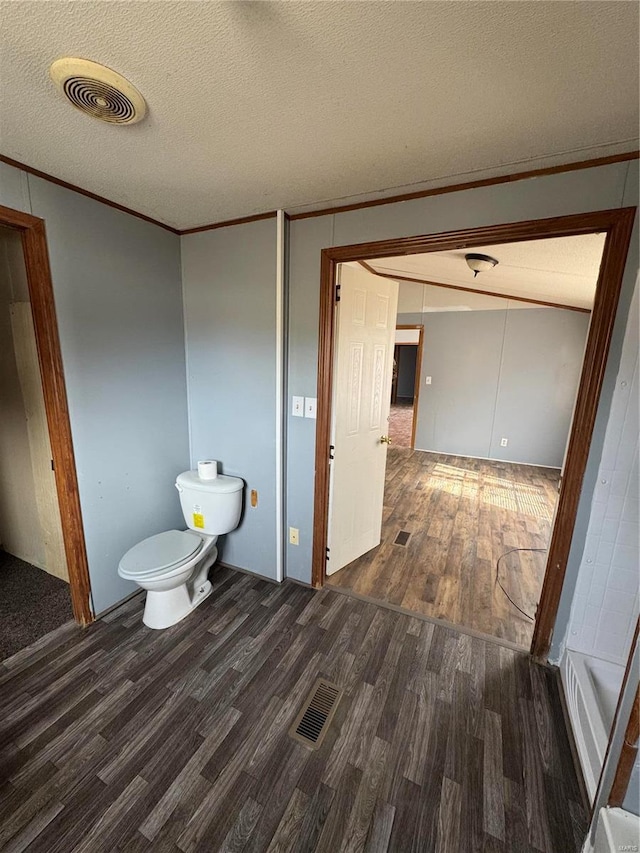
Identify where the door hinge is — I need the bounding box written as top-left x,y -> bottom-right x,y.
329,445 -> 335,460
51,459 -> 55,471
325,547 -> 330,561
335,284 -> 341,303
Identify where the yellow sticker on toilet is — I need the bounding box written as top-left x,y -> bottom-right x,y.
193,513 -> 205,529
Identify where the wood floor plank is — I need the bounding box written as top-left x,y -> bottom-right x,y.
1,799 -> 64,853
518,697 -> 555,853
483,709 -> 505,842
436,776 -> 462,853
364,799 -> 395,853
138,706 -> 240,841
410,698 -> 451,852
342,736 -> 389,853
503,777 -> 531,853
0,570 -> 587,853
219,797 -> 263,853
459,732 -> 484,852
386,776 -> 421,852
295,783 -> 336,852
69,774 -> 149,853
313,763 -> 363,853
264,786 -> 309,853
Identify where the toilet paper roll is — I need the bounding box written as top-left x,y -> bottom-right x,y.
197,460 -> 218,480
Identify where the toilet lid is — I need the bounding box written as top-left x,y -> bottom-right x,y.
119,530 -> 203,576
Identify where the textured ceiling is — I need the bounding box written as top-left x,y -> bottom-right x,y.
0,1 -> 638,229
369,233 -> 607,309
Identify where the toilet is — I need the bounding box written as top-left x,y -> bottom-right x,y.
118,468 -> 243,629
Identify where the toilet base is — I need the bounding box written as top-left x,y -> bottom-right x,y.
141,543 -> 218,630
143,578 -> 214,630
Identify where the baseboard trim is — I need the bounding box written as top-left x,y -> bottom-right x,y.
285,576 -> 315,590
217,561 -> 280,585
96,588 -> 145,621
411,447 -> 562,470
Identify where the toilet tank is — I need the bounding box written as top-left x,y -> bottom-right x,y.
175,471 -> 243,535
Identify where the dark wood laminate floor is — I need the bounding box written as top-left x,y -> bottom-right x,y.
327,449 -> 561,648
0,567 -> 586,852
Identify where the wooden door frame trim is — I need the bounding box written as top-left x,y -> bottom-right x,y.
608,681 -> 640,807
394,324 -> 424,450
0,203 -> 93,626
311,207 -> 636,662
605,619 -> 639,809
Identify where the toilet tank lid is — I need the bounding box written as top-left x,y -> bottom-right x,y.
176,471 -> 244,494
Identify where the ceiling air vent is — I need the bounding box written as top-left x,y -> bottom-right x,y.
49,58 -> 146,125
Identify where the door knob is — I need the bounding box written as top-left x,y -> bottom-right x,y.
380,435 -> 392,444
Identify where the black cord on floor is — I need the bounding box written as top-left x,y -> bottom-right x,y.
495,547 -> 547,622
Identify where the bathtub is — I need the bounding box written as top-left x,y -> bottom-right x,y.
562,650 -> 625,801
584,807 -> 640,852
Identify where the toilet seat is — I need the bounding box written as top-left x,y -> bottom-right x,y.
118,530 -> 204,579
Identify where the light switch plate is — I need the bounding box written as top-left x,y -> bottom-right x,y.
292,396 -> 304,417
305,397 -> 317,419
425,376 -> 432,385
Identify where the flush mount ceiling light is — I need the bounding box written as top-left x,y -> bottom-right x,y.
465,253 -> 499,278
49,57 -> 147,124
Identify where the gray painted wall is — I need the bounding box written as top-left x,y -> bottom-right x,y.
489,307 -> 589,465
0,164 -> 189,614
403,306 -> 590,467
181,219 -> 278,579
285,155 -> 639,653
286,215 -> 334,582
412,308 -> 506,459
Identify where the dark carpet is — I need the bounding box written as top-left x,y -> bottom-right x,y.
0,549 -> 74,662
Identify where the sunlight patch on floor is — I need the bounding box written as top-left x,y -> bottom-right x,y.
426,462 -> 554,520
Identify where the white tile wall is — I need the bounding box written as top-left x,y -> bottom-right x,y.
567,278 -> 639,666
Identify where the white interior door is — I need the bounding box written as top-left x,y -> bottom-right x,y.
327,263 -> 399,575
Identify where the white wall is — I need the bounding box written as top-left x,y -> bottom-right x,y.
0,162 -> 189,614
565,277 -> 639,665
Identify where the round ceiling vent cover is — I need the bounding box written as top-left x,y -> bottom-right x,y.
49,58 -> 146,125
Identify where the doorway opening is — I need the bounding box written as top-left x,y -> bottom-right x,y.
0,204 -> 92,659
0,225 -> 74,658
313,209 -> 635,659
390,324 -> 423,449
